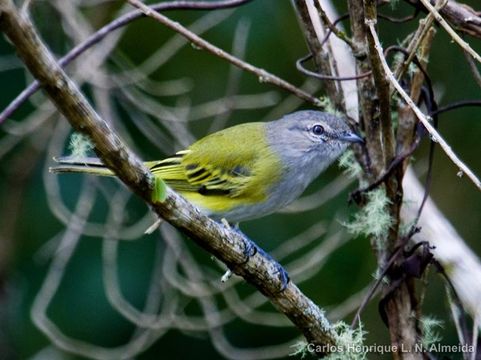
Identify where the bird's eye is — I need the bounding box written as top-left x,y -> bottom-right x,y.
312,124 -> 325,135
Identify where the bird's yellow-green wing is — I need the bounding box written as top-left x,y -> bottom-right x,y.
146,123 -> 283,213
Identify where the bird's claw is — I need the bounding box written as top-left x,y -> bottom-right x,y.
220,219 -> 257,262
242,237 -> 258,262
219,219 -> 289,291
274,263 -> 290,292
255,246 -> 290,291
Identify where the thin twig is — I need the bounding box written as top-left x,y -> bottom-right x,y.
349,136 -> 421,203
419,0 -> 481,64
367,20 -> 481,192
430,100 -> 481,116
127,0 -> 322,107
392,1 -> 440,85
296,53 -> 371,81
292,0 -> 343,109
0,0 -> 255,124
351,244 -> 405,329
313,1 -> 354,49
462,49 -> 481,89
319,13 -> 349,47
378,9 -> 419,23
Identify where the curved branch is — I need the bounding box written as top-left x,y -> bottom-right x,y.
292,0 -> 343,108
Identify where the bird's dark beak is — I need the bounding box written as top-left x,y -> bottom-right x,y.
338,131 -> 364,144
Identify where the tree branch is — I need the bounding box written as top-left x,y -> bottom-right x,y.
0,0 -> 322,124
366,20 -> 481,192
363,1 -> 395,170
405,0 -> 481,39
126,0 -> 322,107
0,0 -> 338,352
291,0 -> 344,109
347,0 -> 383,179
363,5 -> 420,358
419,0 -> 481,64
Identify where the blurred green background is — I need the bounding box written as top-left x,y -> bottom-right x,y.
0,0 -> 480,359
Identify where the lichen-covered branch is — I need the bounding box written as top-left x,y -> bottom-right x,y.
0,0 -> 337,351
347,1 -> 421,358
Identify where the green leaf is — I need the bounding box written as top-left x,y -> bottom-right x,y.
152,177 -> 167,203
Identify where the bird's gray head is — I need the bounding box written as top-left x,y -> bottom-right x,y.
266,110 -> 363,173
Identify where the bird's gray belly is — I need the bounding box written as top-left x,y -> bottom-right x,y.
211,172 -> 311,223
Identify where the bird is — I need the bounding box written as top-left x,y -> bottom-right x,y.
51,110 -> 363,223
52,110 -> 363,287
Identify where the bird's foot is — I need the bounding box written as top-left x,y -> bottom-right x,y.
274,264 -> 290,292
219,219 -> 289,291
241,236 -> 258,260
255,246 -> 290,291
220,219 -> 257,261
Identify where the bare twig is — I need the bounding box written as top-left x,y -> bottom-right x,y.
463,49 -> 481,89
430,100 -> 481,116
367,20 -> 481,192
292,0 -> 343,109
419,0 -> 481,64
0,0 -> 256,124
313,1 -> 354,49
392,2 -> 440,85
127,0 -> 322,107
404,0 -> 481,39
296,53 -> 371,81
378,9 -> 419,23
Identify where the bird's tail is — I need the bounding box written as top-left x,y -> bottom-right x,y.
49,157 -> 115,176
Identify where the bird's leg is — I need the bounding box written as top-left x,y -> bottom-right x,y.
227,221 -> 257,259
220,219 -> 234,282
220,218 -> 239,283
220,219 -> 255,282
254,245 -> 290,291
220,219 -> 289,291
